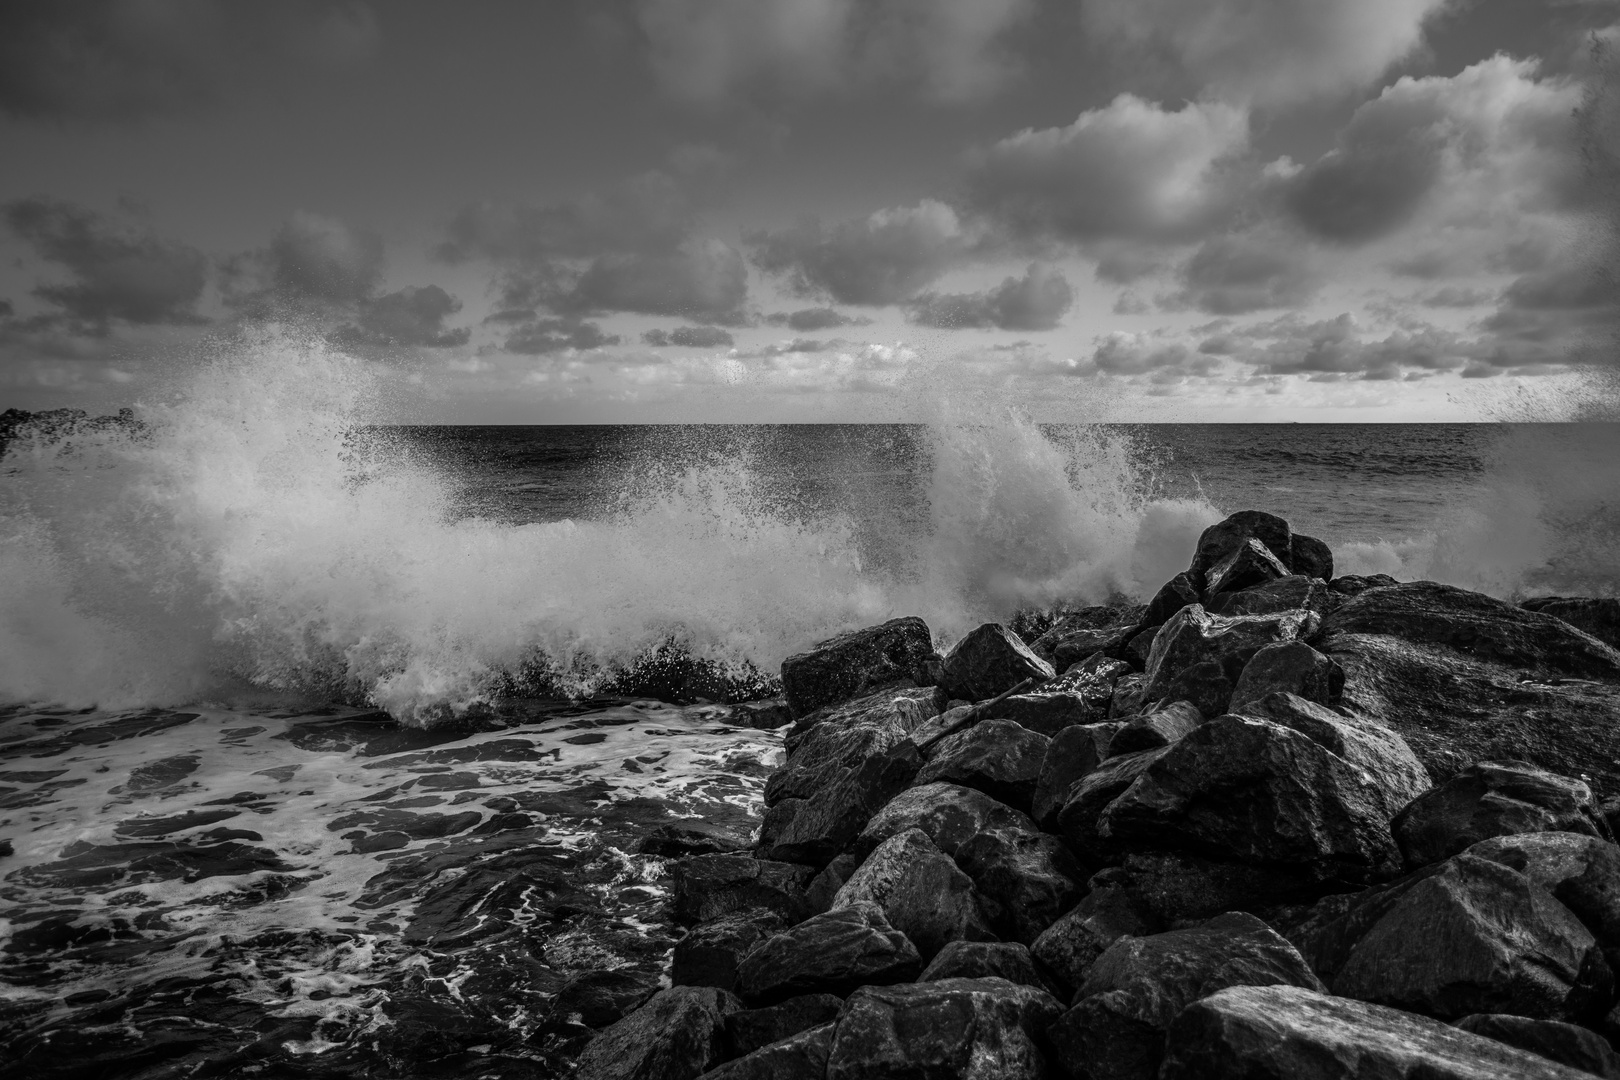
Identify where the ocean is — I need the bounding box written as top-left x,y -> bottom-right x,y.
4,341 -> 1620,1075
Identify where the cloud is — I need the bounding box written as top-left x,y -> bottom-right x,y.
1080,0 -> 1450,107
748,199 -> 971,304
1419,285 -> 1496,308
266,210 -> 383,303
504,317 -> 621,355
905,262 -> 1074,330
1085,331 -> 1201,375
964,95 -> 1250,244
643,325 -> 736,347
1243,314 -> 1470,379
0,1 -> 379,122
333,285 -> 469,348
3,196 -> 206,332
764,307 -> 872,331
1163,232 -> 1320,314
561,239 -> 749,322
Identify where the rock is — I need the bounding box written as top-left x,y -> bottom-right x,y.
548,968 -> 662,1029
1228,641 -> 1344,713
1142,604 -> 1315,704
825,977 -> 1063,1080
735,901 -> 921,1005
1150,660 -> 1234,718
1056,748 -> 1169,866
1520,596 -> 1620,652
1393,761 -> 1611,871
1032,722 -> 1121,830
1047,624 -> 1140,672
857,781 -> 1035,861
831,828 -> 994,960
780,616 -> 936,718
1140,572 -> 1205,631
939,623 -> 1054,702
1114,850 -> 1346,924
1049,912 -> 1325,1080
1110,673 -> 1148,717
673,856 -> 815,926
1468,831 -> 1620,949
723,995 -> 843,1060
1160,984 -> 1595,1080
955,828 -> 1086,944
1290,534 -> 1335,581
701,1023 -> 835,1080
1031,881 -> 1161,995
1029,604 -> 1144,664
1454,1013 -> 1620,1078
574,985 -> 740,1080
1205,537 -> 1291,599
727,699 -> 794,730
919,941 -> 1047,989
1191,511 -> 1292,584
640,821 -> 748,859
989,657 -> 1131,735
1209,574 -> 1341,618
914,719 -> 1049,813
757,741 -> 922,867
673,909 -> 789,992
1326,854 -> 1609,1022
1124,626 -> 1158,668
1109,700 -> 1204,755
1234,692 -> 1432,810
1330,572 -> 1400,595
771,692 -> 930,802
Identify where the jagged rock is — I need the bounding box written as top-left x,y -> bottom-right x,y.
701,1023 -> 834,1080
723,995 -> 842,1060
1329,572 -> 1400,595
920,941 -> 1046,989
857,781 -> 1036,861
735,901 -> 921,1005
1031,880 -> 1161,996
574,985 -> 740,1080
757,741 -> 921,867
673,909 -> 789,991
548,968 -> 662,1029
1454,1013 -> 1620,1078
1098,714 -> 1415,885
772,692 -> 931,800
1190,511 -> 1293,590
780,616 -> 936,717
1110,673 -> 1148,717
727,699 -> 794,730
831,828 -> 994,960
803,851 -> 862,916
673,855 -> 815,926
825,977 -> 1063,1080
1323,854 -> 1609,1022
1124,626 -> 1158,668
1109,700 -> 1203,755
1032,722 -> 1121,830
1136,572 -> 1203,634
955,828 -> 1086,944
1228,641 -> 1344,713
1047,624 -> 1140,672
1161,984 -> 1594,1080
990,656 -> 1131,735
914,719 -> 1049,812
1393,761 -> 1610,871
939,623 -> 1055,702
1290,534 -> 1335,581
1150,659 -> 1234,718
1205,537 -> 1291,599
1208,574 -> 1341,618
1521,597 -> 1620,652
1234,692 -> 1432,811
1056,748 -> 1169,865
1142,605 -> 1315,703
1049,912 -> 1325,1080
1468,832 -> 1620,950
640,821 -> 748,859
1029,604 -> 1145,663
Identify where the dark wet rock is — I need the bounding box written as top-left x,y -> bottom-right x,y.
723,995 -> 843,1060
735,901 -> 921,1005
639,821 -> 748,859
727,699 -> 794,730
548,969 -> 662,1029
779,616 -> 936,718
1161,984 -> 1592,1080
956,827 -> 1086,944
1209,574 -> 1341,618
1056,747 -> 1169,866
1330,572 -> 1401,595
1468,832 -> 1620,950
1109,700 -> 1203,755
1142,604 -> 1315,704
1204,537 -> 1290,599
986,655 -> 1133,738
831,828 -> 994,960
939,623 -> 1054,702
920,941 -> 1046,989
1032,722 -> 1120,830
1235,692 -> 1432,807
1140,572 -> 1204,631
771,692 -> 930,802
803,851 -> 863,916
1029,604 -> 1143,663
1031,880 -> 1161,995
1521,597 -> 1620,652
1149,660 -> 1234,718
1321,853 -> 1609,1022
1113,850 -> 1350,924
672,855 -> 815,926
1229,641 -> 1344,713
1190,511 -> 1293,588
673,910 -> 789,992
1124,625 -> 1158,668
825,977 -> 1063,1080
573,985 -> 740,1080
1049,912 -> 1325,1080
857,781 -> 1036,861
1047,624 -> 1140,673
757,741 -> 922,867
915,719 -> 1048,813
1110,673 -> 1148,717
702,1022 -> 834,1080
1290,534 -> 1335,581
1454,1013 -> 1620,1078
1393,761 -> 1610,871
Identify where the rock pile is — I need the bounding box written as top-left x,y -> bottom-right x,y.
577,510 -> 1620,1079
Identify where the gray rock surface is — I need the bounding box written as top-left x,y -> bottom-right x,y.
831,828 -> 994,960
939,623 -> 1055,702
780,616 -> 936,718
735,901 -> 921,1005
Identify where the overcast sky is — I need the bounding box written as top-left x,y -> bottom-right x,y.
1,0 -> 1617,421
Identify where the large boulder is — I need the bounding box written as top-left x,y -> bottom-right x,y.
1204,537 -> 1290,599
1149,659 -> 1235,719
914,719 -> 1049,813
723,995 -> 842,1061
780,616 -> 936,718
673,855 -> 815,926
1228,641 -> 1343,713
1393,761 -> 1610,871
1161,984 -> 1595,1079
919,941 -> 1047,989
771,692 -> 931,802
1031,722 -> 1120,830
1142,605 -> 1315,704
1454,1013 -> 1620,1078
1108,700 -> 1203,755
831,828 -> 994,960
939,623 -> 1054,702
955,828 -> 1086,945
1233,692 -> 1432,808
735,901 -> 921,1005
989,656 -> 1132,735
825,977 -> 1063,1080
1290,534 -> 1335,581
857,782 -> 1035,861
1139,572 -> 1203,631
1189,511 -> 1293,591
1056,747 -> 1169,865
1208,574 -> 1340,618
757,742 -> 921,868
1468,831 -> 1620,951
1030,881 -> 1162,996
673,909 -> 789,991
574,985 -> 740,1080
1113,850 -> 1350,925
699,1023 -> 835,1080
1048,912 -> 1325,1080
1520,596 -> 1620,652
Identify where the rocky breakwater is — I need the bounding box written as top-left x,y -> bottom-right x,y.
576,509 -> 1620,1079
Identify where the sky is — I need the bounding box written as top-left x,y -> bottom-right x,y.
0,0 -> 1617,422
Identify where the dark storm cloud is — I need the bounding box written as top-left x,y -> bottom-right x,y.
560,241 -> 749,323
1164,233 -> 1319,314
503,318 -> 620,355
1476,257 -> 1620,365
3,196 -> 207,332
747,200 -> 969,305
1283,100 -> 1446,243
0,300 -> 12,319
643,326 -> 736,348
763,307 -> 871,332
0,0 -> 378,122
905,263 -> 1074,331
332,286 -> 470,349
1246,315 -> 1469,380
